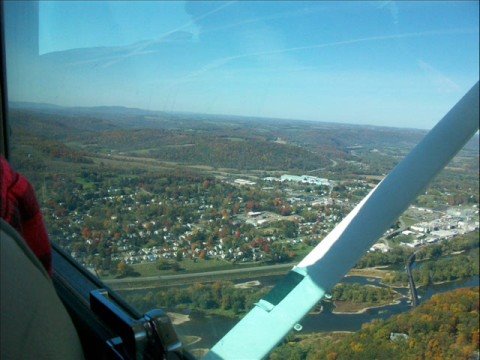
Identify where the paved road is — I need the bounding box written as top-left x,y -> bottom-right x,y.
103,262 -> 297,284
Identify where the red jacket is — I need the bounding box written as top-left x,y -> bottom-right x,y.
0,156 -> 52,275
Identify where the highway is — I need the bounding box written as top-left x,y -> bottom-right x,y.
103,262 -> 297,285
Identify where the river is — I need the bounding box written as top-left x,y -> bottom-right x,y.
171,275 -> 479,351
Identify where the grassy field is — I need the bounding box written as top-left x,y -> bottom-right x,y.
106,265 -> 293,291
131,258 -> 241,276
101,258 -> 276,281
293,244 -> 314,260
348,267 -> 392,280
105,258 -> 397,291
127,246 -> 313,278
75,176 -> 96,190
400,214 -> 419,228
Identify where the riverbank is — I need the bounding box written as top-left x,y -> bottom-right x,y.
167,312 -> 190,325
234,280 -> 261,289
173,277 -> 478,351
348,267 -> 392,280
309,304 -> 323,315
332,298 -> 403,314
383,277 -> 477,290
182,335 -> 201,347
189,348 -> 209,358
331,282 -> 405,314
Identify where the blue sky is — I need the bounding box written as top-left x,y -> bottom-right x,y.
4,1 -> 479,129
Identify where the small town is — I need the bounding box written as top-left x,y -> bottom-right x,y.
43,171 -> 479,276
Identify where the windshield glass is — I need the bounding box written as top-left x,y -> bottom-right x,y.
4,1 -> 479,358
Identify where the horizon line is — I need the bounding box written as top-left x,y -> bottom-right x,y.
8,99 -> 441,132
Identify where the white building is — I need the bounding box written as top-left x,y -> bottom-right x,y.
234,179 -> 256,186
280,174 -> 330,186
369,243 -> 389,253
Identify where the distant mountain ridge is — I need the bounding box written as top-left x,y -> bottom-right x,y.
10,101 -> 156,116
10,101 -> 67,111
9,101 -> 427,132
9,101 -> 478,153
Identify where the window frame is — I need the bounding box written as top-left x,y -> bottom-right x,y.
0,3 -> 8,159
0,3 -> 189,359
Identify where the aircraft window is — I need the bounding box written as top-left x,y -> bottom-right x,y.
3,1 -> 478,358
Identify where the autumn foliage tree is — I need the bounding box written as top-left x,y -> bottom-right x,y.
271,287 -> 480,360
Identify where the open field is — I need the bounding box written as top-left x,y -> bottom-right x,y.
104,263 -> 398,291
131,258 -> 245,276
104,262 -> 296,290
347,267 -> 392,280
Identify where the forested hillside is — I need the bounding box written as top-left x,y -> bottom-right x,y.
10,109 -> 332,171
270,287 -> 479,360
